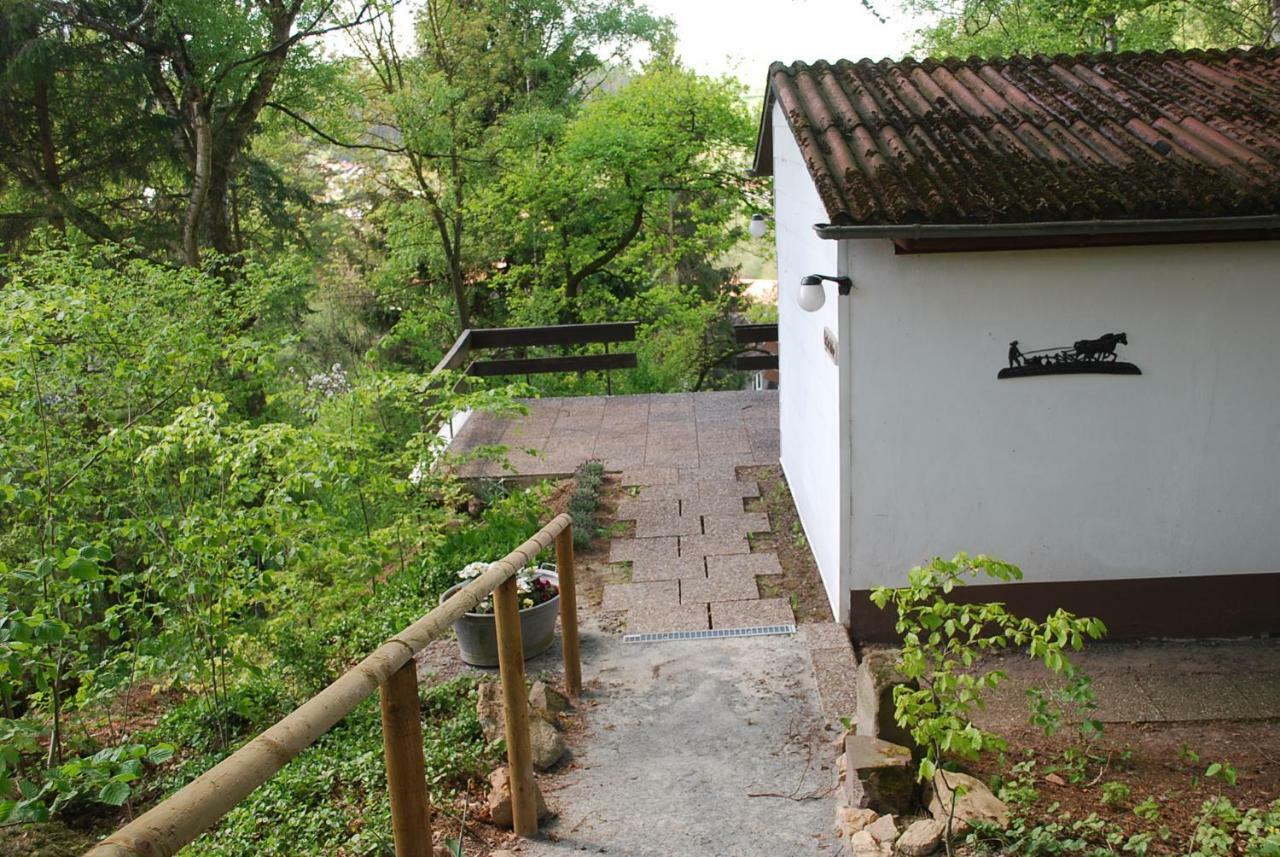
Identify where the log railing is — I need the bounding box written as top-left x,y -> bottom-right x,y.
85,514 -> 582,857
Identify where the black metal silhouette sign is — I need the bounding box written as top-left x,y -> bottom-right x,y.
999,332 -> 1141,379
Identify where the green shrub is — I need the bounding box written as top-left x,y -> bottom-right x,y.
170,676 -> 495,856
568,460 -> 606,549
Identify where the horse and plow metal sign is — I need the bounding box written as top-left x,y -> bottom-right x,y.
1000,332 -> 1141,379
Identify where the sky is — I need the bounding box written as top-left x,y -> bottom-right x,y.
642,0 -> 919,89
361,1 -> 922,89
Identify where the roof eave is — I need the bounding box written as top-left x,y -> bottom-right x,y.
814,214 -> 1280,240
750,71 -> 779,177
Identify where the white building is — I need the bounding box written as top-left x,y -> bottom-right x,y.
754,48 -> 1280,641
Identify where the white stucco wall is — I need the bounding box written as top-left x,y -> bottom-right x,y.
842,237 -> 1280,594
770,102 -> 842,617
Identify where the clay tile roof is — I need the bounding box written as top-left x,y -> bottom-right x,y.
754,48 -> 1280,229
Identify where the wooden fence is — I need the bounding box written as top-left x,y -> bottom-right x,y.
84,514 -> 582,857
436,320 -> 779,386
732,323 -> 779,371
434,322 -> 638,394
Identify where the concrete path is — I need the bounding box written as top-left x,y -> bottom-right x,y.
447,391 -> 852,852
524,628 -> 842,857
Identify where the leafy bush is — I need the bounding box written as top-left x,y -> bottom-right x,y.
872,554 -> 1108,785
0,240 -> 529,827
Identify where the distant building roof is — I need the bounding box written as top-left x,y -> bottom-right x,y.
754,48 -> 1280,237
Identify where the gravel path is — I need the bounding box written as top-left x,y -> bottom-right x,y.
520,626 -> 842,857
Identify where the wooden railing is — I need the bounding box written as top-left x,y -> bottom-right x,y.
85,514 -> 582,856
732,323 -> 779,371
434,322 -> 638,394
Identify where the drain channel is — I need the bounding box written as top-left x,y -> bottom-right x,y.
622,624 -> 796,644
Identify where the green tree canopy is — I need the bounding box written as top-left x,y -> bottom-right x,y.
905,0 -> 1280,58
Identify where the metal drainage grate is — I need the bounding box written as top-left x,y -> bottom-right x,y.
622,624 -> 797,644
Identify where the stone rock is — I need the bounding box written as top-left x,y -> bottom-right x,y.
528,680 -> 569,716
925,771 -> 1009,835
487,766 -> 549,829
895,818 -> 945,856
849,830 -> 888,857
867,814 -> 898,844
834,806 -> 879,839
1045,773 -> 1066,786
476,681 -> 505,743
855,649 -> 919,753
843,735 -> 916,815
477,681 -> 566,770
529,714 -> 567,771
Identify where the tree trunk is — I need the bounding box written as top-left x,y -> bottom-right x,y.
183,103 -> 213,267
1102,13 -> 1118,52
205,158 -> 237,257
33,76 -> 65,234
1270,0 -> 1280,47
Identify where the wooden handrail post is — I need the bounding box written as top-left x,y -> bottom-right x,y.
555,526 -> 582,697
493,576 -> 538,836
380,662 -> 432,857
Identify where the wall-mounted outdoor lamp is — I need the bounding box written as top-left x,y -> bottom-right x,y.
748,213 -> 769,239
797,274 -> 853,312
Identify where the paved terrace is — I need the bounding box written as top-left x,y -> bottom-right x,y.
451,391 -> 796,634
451,390 -> 779,478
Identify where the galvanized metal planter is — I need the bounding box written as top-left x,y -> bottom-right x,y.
441,569 -> 560,667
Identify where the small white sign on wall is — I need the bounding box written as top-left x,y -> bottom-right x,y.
823,327 -> 838,365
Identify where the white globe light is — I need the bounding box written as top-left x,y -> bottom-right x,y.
748,214 -> 768,239
796,280 -> 826,312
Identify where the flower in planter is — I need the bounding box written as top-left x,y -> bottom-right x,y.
455,562 -> 559,614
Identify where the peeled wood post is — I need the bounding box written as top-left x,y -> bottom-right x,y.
555,526 -> 582,697
380,662 -> 432,857
493,575 -> 538,836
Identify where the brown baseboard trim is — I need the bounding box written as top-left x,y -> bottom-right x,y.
848,572 -> 1280,644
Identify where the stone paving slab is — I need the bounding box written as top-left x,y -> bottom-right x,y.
620,467 -> 680,487
711,598 -> 794,629
695,479 -> 760,500
632,482 -> 699,503
1143,673 -> 1254,721
679,463 -> 740,483
627,555 -> 707,582
1233,672 -> 1280,714
625,602 -> 710,633
609,536 -> 677,564
602,580 -> 679,613
707,553 -> 784,576
633,510 -> 703,538
701,512 -> 771,537
804,622 -> 859,727
680,569 -> 761,604
683,495 -> 750,518
613,497 -> 676,522
679,533 -> 750,557
801,622 -> 851,650
968,640 -> 1280,725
